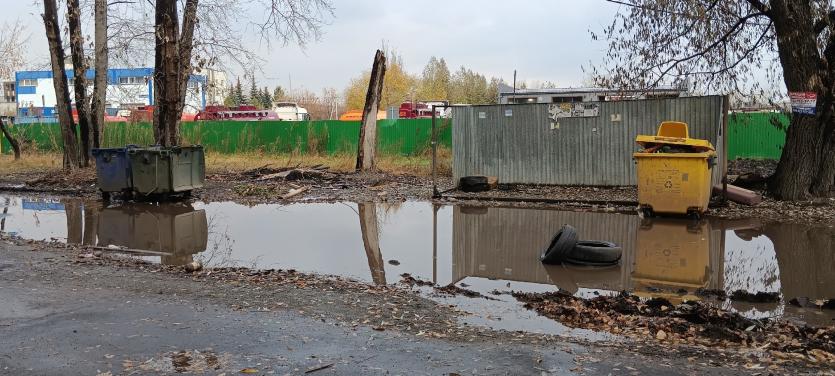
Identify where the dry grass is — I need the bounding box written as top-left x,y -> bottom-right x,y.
207,149 -> 451,176
0,153 -> 63,174
0,149 -> 452,177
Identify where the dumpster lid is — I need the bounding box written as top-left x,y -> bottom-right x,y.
635,121 -> 714,152
635,134 -> 715,152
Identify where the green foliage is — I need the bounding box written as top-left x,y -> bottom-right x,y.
417,56 -> 450,101
344,51 -> 503,109
234,77 -> 246,107
249,76 -> 262,108
448,67 -> 502,105
261,86 -> 273,109
273,86 -> 286,101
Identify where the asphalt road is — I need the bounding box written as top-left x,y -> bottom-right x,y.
0,242 -> 751,375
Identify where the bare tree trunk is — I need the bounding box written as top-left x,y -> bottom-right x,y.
812,132 -> 835,196
42,0 -> 80,170
67,0 -> 92,166
0,118 -> 21,160
153,0 -> 180,147
768,1 -> 824,200
355,50 -> 386,171
171,0 -> 199,146
772,116 -> 822,199
90,0 -> 108,150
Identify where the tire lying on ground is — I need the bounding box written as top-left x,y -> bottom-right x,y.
563,240 -> 622,266
540,225 -> 578,264
459,176 -> 490,192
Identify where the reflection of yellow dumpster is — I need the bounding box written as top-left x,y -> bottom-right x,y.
634,121 -> 716,216
632,219 -> 711,302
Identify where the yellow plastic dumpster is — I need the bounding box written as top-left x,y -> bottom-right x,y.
633,121 -> 716,216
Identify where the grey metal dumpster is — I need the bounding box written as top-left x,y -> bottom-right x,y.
127,145 -> 205,196
91,145 -> 138,196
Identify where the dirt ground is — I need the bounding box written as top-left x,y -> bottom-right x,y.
1,235 -> 828,375
2,157 -> 835,373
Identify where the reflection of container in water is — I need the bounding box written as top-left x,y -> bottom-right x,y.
632,218 -> 722,302
97,204 -> 208,266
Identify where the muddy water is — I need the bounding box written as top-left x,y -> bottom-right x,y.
2,195 -> 834,331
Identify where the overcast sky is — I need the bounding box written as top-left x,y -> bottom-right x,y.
2,1 -> 618,93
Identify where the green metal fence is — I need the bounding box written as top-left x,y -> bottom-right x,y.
727,112 -> 788,160
1,118 -> 454,156
0,114 -> 789,160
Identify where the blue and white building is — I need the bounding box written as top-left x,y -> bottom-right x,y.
14,67 -> 207,119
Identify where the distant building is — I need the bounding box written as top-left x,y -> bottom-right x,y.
0,80 -> 15,117
498,84 -> 687,104
204,68 -> 228,105
14,67 -> 207,119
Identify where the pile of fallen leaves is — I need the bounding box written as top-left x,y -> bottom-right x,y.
513,291 -> 835,366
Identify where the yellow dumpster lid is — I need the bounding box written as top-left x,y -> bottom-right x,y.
635,121 -> 715,152
635,135 -> 715,151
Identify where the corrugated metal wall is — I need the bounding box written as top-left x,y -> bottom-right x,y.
452,96 -> 726,186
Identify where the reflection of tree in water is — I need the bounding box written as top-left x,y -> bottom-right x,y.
358,203 -> 385,285
196,213 -> 235,268
63,199 -> 83,244
1,197 -> 9,231
762,223 -> 835,300
722,234 -> 780,295
82,200 -> 100,246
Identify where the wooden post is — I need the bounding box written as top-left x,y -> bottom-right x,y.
355,50 -> 386,171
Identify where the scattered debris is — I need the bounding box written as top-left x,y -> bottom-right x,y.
304,362 -> 334,374
184,260 -> 203,273
513,290 -> 835,366
281,186 -> 310,200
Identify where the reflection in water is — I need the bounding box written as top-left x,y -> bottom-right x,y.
1,194 -> 834,327
358,203 -> 385,285
96,203 -> 208,266
452,206 -> 835,324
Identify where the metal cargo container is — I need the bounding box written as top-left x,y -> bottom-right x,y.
451,96 -> 726,186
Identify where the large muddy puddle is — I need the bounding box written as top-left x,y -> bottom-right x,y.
1,195 -> 834,333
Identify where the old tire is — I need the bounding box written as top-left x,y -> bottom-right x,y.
459,176 -> 489,192
540,225 -> 578,265
564,240 -> 622,266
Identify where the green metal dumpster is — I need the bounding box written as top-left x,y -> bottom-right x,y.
128,145 -> 205,196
